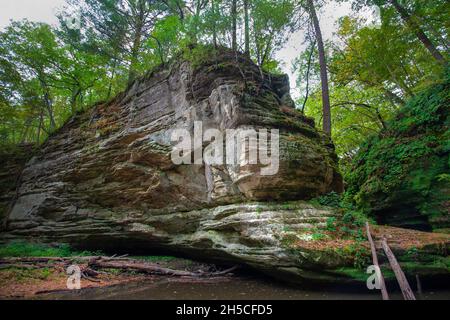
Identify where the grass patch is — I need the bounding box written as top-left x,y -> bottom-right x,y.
0,241 -> 103,258
0,267 -> 54,284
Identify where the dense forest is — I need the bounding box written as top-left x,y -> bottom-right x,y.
1,0 -> 447,177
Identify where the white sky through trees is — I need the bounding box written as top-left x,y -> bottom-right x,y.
0,0 -> 368,98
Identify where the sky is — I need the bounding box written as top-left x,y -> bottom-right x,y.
276,1 -> 356,98
0,0 -> 65,29
0,0 -> 365,98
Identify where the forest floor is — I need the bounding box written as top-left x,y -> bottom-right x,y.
0,256 -> 225,299
290,225 -> 450,251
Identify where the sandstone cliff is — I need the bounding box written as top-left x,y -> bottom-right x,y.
1,50 -> 448,284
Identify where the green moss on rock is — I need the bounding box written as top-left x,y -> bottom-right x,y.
346,75 -> 450,231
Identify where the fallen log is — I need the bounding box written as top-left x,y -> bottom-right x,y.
381,237 -> 416,300
0,256 -> 239,278
0,257 -> 70,264
0,263 -> 46,270
0,256 -> 130,265
88,258 -> 238,277
366,222 -> 389,300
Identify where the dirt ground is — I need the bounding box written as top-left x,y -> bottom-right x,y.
0,256 -> 216,299
0,263 -> 151,299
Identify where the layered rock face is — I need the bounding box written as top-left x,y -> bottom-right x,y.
4,50 -> 341,228
2,50 -> 448,284
0,144 -> 33,228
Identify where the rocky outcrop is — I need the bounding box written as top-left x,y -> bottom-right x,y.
3,50 -> 341,224
1,50 -> 448,284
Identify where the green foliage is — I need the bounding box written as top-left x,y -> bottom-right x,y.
346,74 -> 450,229
341,210 -> 366,228
326,217 -> 337,232
335,243 -> 371,269
1,267 -> 53,283
311,232 -> 327,241
311,191 -> 341,208
309,191 -> 369,239
301,6 -> 447,175
181,44 -> 218,69
0,241 -> 102,257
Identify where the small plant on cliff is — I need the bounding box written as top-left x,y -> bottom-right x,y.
335,243 -> 371,269
182,44 -> 218,70
320,192 -> 341,208
310,192 -> 341,208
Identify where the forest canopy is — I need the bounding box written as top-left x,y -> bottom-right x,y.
0,0 -> 448,176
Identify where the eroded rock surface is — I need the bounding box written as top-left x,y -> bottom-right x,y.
0,144 -> 34,228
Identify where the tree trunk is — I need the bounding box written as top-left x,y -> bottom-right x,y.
89,258 -> 238,277
38,76 -> 56,130
70,88 -> 81,115
366,223 -> 389,300
128,2 -> 146,85
36,110 -> 43,145
301,40 -> 315,113
212,0 -> 217,48
381,238 -> 416,300
390,0 -> 445,64
128,30 -> 142,85
231,0 -> 237,51
244,0 -> 250,56
107,58 -> 117,100
307,0 -> 331,135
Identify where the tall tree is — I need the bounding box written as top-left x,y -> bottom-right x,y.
388,0 -> 445,64
211,0 -> 218,47
348,0 -> 447,64
306,0 -> 331,135
231,0 -> 238,51
244,0 -> 250,56
63,0 -> 163,85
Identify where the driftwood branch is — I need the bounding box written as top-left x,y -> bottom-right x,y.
381,237 -> 416,300
88,257 -> 238,278
366,222 -> 389,300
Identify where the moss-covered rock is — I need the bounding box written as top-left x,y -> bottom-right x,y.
346,76 -> 449,231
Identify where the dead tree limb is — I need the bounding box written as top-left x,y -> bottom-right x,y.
88,258 -> 238,278
366,222 -> 389,300
381,237 -> 416,300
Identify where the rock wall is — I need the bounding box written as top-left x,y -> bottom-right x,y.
0,144 -> 33,229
